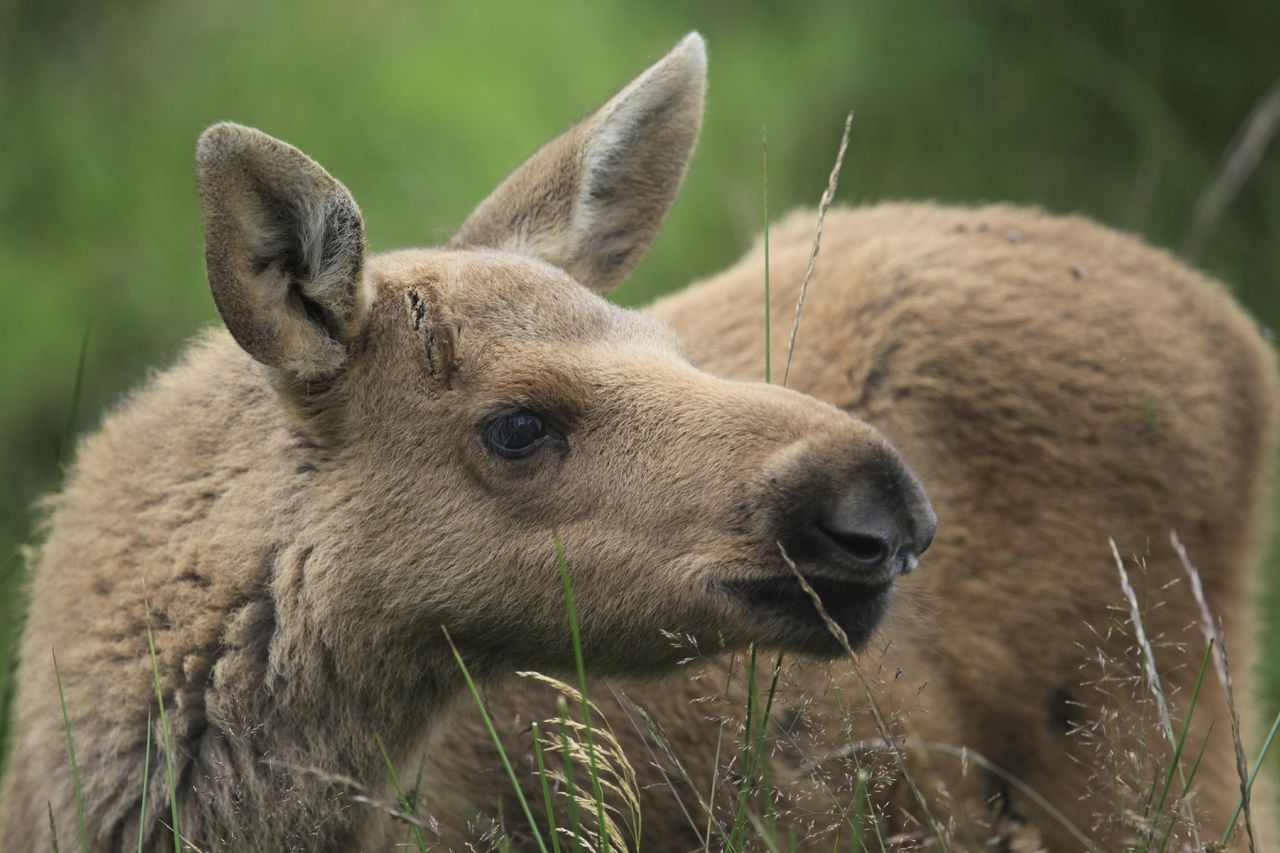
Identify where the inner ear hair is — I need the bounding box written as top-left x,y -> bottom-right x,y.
196,123 -> 369,381
449,33 -> 706,295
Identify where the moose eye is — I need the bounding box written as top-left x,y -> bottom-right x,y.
485,410 -> 555,459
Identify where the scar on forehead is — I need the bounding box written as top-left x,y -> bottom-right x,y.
406,285 -> 460,389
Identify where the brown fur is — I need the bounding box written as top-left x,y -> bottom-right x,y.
427,204 -> 1279,849
0,35 -> 938,850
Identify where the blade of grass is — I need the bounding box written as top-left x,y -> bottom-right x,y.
1156,718 -> 1215,853
406,757 -> 428,850
746,809 -> 786,853
1173,531 -> 1257,853
374,732 -> 428,852
52,650 -> 88,853
762,126 -> 771,385
850,769 -> 870,852
1111,541 -> 1201,849
782,112 -> 853,388
1140,639 -> 1213,852
0,552 -> 23,772
553,537 -> 611,853
730,643 -> 761,848
1183,74 -> 1280,260
758,651 -> 785,835
442,626 -> 549,853
607,686 -> 706,848
146,629 -> 181,853
137,710 -> 153,853
1223,708 -> 1280,846
531,722 -> 563,853
57,323 -> 91,472
704,654 -> 744,851
557,703 -> 583,852
48,801 -> 60,853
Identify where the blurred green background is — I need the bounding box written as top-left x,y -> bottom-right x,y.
2,0 -> 1278,770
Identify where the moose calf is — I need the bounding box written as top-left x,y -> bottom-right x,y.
0,35 -> 938,851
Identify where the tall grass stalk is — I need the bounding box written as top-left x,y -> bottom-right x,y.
607,685 -> 706,847
758,650 -> 784,833
1140,639 -> 1213,852
374,732 -> 428,852
554,537 -> 612,853
557,703 -> 584,852
137,710 -> 153,853
1174,530 -> 1259,851
729,643 -> 760,848
48,801 -> 60,853
1110,541 -> 1202,849
531,722 -> 564,853
57,322 -> 90,472
442,625 -> 550,853
1156,719 -> 1215,853
1223,708 -> 1280,846
51,650 -> 88,853
782,111 -> 853,388
147,629 -> 181,852
762,126 -> 771,385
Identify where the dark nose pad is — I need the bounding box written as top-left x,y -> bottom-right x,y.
809,467 -> 936,580
815,504 -> 896,569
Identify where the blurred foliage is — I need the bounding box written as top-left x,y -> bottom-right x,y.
1,0 -> 1278,744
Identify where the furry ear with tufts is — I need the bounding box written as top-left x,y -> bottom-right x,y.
195,123 -> 369,381
450,32 -> 707,295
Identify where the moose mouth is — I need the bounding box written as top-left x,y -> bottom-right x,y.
721,573 -> 892,654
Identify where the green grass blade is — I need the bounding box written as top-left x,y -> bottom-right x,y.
746,809 -> 785,853
407,757 -> 428,849
51,650 -> 88,853
1141,638 -> 1213,853
57,322 -> 90,473
48,801 -> 60,853
1222,706 -> 1280,845
762,126 -> 771,385
531,722 -> 563,853
759,651 -> 784,832
137,710 -> 153,853
850,769 -> 870,852
702,716 -> 728,851
1156,718 -> 1214,853
554,537 -> 611,853
730,643 -> 760,848
146,629 -> 181,853
557,705 -> 583,852
443,626 -> 549,853
0,552 -> 23,772
375,732 -> 428,851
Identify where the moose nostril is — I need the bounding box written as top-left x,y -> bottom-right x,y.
816,525 -> 891,567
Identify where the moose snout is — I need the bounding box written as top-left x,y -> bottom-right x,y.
768,437 -> 936,586
811,476 -> 937,582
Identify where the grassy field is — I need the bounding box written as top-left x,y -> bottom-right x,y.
2,0 -> 1279,841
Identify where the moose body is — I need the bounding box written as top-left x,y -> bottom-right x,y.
0,36 -> 940,850
427,203 -> 1279,849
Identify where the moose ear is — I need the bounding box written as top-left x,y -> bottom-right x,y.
450,32 -> 707,294
196,123 -> 369,381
